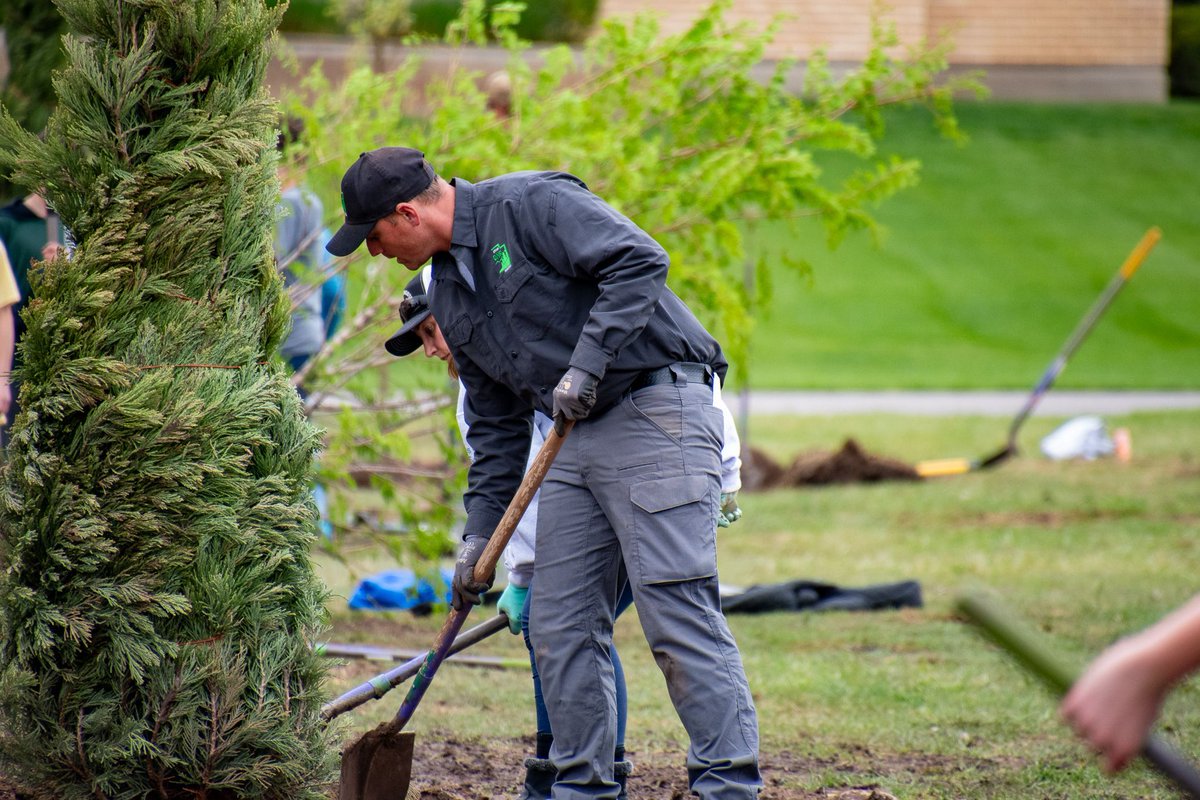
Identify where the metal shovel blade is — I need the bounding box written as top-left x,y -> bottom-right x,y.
338,722 -> 414,800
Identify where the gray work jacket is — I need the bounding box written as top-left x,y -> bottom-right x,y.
429,172 -> 727,540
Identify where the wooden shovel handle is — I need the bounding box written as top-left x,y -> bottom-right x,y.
393,419 -> 573,730
473,419 -> 573,583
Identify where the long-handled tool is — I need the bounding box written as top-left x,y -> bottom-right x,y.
338,419 -> 574,800
957,593 -> 1200,798
917,227 -> 1161,478
320,613 -> 510,722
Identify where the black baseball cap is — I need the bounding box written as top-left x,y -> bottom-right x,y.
385,273 -> 432,357
326,147 -> 435,257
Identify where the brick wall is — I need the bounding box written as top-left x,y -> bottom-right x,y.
599,0 -> 1169,67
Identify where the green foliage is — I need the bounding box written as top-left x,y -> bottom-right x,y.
0,0 -> 335,796
412,0 -> 598,42
1170,4 -> 1200,97
271,0 -> 335,34
329,0 -> 414,43
271,0 -> 599,40
278,0 -> 977,567
294,0 -> 978,366
0,0 -> 68,200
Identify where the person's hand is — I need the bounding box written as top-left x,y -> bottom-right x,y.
717,491 -> 742,528
41,242 -> 64,262
552,366 -> 599,434
496,583 -> 529,634
0,378 -> 10,419
1060,635 -> 1168,773
451,537 -> 494,610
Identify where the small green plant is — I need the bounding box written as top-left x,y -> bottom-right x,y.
328,0 -> 414,71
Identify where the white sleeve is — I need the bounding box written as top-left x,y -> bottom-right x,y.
713,376 -> 742,493
455,383 -> 473,462
502,412 -> 550,586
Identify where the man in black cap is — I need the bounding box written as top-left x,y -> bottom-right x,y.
328,148 -> 760,800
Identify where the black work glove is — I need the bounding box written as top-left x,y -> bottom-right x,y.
552,366 -> 599,435
451,536 -> 494,610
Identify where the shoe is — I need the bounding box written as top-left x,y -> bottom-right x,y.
517,756 -> 556,800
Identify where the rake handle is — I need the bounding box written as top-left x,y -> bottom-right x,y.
392,420 -> 573,730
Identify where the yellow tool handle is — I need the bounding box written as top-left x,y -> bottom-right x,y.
1120,226 -> 1161,280
915,457 -> 972,478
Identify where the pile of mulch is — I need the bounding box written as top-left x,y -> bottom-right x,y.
741,440 -> 920,491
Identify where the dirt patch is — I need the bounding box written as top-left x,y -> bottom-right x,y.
402,736 -> 1014,799
742,441 -> 921,491
0,738 -> 1015,799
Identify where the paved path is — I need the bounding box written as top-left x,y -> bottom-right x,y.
313,389 -> 1200,417
725,390 -> 1200,417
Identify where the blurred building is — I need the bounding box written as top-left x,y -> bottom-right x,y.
600,0 -> 1170,101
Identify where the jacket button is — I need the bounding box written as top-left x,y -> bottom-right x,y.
510,351 -> 519,359
539,386 -> 548,393
486,310 -> 494,318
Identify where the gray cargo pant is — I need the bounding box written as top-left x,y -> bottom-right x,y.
530,370 -> 761,799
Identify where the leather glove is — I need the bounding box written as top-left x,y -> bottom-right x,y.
451,536 -> 494,610
496,583 -> 529,634
717,491 -> 742,528
552,366 -> 599,435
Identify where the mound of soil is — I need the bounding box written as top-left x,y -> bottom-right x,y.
742,440 -> 920,492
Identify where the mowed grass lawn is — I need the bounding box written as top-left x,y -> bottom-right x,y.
319,408 -> 1200,799
744,101 -> 1200,389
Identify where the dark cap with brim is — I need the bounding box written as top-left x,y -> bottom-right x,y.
326,220 -> 378,258
384,273 -> 432,356
326,147 -> 435,257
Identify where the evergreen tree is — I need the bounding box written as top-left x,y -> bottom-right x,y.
0,0 -> 335,796
0,0 -> 68,200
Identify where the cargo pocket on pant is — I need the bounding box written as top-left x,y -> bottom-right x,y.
630,474 -> 717,585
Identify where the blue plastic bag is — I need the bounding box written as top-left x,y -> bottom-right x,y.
348,567 -> 454,612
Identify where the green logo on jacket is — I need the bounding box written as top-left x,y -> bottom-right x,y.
491,242 -> 512,273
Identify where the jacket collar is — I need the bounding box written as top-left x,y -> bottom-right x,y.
448,177 -> 477,248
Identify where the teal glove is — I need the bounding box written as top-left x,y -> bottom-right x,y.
717,491 -> 742,528
497,583 -> 529,634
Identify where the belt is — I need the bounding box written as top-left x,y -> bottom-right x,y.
630,362 -> 713,391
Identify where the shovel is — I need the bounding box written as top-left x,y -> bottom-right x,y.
338,419 -> 574,800
916,227 -> 1160,478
